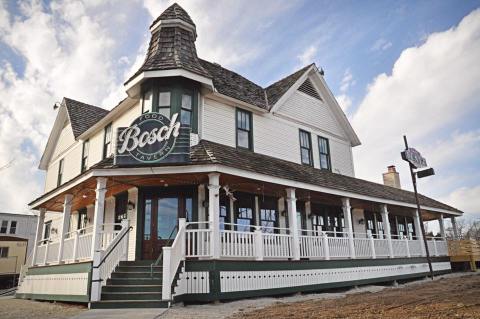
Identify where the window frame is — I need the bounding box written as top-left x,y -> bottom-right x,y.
235,108 -> 253,151
259,197 -> 278,233
57,158 -> 64,187
0,247 -> 8,258
142,89 -> 154,114
9,221 -> 17,234
0,220 -> 7,234
103,123 -> 112,159
299,129 -> 313,166
43,221 -> 52,240
180,91 -> 193,127
318,136 -> 331,171
81,139 -> 89,173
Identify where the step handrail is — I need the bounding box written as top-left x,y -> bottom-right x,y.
94,225 -> 133,270
150,224 -> 178,278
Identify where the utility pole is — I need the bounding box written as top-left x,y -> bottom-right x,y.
402,135 -> 434,279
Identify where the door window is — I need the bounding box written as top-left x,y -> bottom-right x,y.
157,198 -> 178,240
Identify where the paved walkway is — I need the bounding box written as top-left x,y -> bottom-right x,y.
70,308 -> 167,319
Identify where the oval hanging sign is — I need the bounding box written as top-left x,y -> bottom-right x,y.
401,147 -> 427,169
114,112 -> 190,166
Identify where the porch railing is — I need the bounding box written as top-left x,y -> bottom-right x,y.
33,223 -> 122,266
183,224 -> 449,260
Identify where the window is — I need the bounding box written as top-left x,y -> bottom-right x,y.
57,159 -> 64,187
81,139 -> 89,173
0,247 -> 8,258
103,123 -> 112,159
299,130 -> 313,166
219,192 -> 230,230
142,89 -> 153,113
77,208 -> 88,231
180,93 -> 193,126
259,197 -> 278,233
236,108 -> 253,150
0,220 -> 7,233
234,193 -> 255,232
43,221 -> 52,240
9,221 -> 16,234
158,91 -> 171,118
318,136 -> 331,170
312,215 -> 324,234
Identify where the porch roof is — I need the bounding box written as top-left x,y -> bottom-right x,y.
92,140 -> 461,214
29,140 -> 462,215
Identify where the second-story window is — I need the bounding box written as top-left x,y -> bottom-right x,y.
299,130 -> 313,166
181,93 -> 193,126
142,89 -> 153,113
57,159 -> 64,187
103,124 -> 112,159
158,91 -> 171,118
43,221 -> 52,240
318,136 -> 331,170
236,108 -> 253,150
9,221 -> 17,234
0,221 -> 7,233
81,139 -> 89,173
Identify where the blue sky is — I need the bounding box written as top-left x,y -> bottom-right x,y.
0,0 -> 479,227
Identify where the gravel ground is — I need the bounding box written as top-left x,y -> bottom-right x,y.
159,272 -> 480,319
0,297 -> 87,319
228,272 -> 480,319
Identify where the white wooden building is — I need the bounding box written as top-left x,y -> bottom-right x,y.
17,3 -> 461,308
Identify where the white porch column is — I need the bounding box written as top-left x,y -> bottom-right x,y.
438,213 -> 446,239
208,173 -> 221,259
32,208 -> 46,265
278,197 -> 286,234
286,188 -> 300,260
57,194 -> 73,263
451,216 -> 459,239
91,177 -> 107,257
413,209 -> 425,256
197,184 -> 206,227
342,198 -> 356,259
380,204 -> 394,258
305,201 -> 313,231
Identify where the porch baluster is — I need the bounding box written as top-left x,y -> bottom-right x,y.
72,230 -> 79,262
322,232 -> 330,260
367,230 -> 376,259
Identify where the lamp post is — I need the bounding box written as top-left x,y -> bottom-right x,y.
402,135 -> 435,279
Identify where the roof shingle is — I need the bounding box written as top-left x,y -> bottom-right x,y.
63,98 -> 109,139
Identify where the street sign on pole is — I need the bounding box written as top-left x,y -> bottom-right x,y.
401,135 -> 434,279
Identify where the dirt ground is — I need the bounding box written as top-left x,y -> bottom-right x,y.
0,297 -> 87,319
229,274 -> 480,319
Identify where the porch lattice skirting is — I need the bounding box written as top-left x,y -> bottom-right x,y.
174,257 -> 451,302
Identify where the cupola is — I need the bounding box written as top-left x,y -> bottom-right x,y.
124,3 -> 212,97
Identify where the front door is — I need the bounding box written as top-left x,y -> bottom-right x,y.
142,195 -> 179,260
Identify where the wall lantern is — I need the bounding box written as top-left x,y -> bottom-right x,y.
127,201 -> 136,211
358,218 -> 365,225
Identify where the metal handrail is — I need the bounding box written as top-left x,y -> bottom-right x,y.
94,226 -> 133,269
150,224 -> 178,277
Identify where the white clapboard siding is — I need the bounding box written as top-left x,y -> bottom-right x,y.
276,91 -> 346,138
329,139 -> 355,176
202,98 -> 236,147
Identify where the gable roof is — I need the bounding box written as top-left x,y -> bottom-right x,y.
200,59 -> 268,110
265,64 -> 313,106
63,98 -> 109,139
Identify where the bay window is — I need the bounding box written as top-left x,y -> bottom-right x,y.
181,93 -> 193,126
158,91 -> 171,118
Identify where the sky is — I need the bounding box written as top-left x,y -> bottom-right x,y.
0,0 -> 479,226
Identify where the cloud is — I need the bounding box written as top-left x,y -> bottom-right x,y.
371,38 -> 392,52
335,94 -> 352,112
0,0 -> 144,213
440,186 -> 480,219
143,0 -> 297,69
352,8 -> 480,182
297,45 -> 318,67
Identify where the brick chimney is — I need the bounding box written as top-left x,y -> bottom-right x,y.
383,165 -> 401,189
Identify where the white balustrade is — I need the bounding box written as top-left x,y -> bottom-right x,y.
408,237 -> 423,257
326,232 -> 350,258
186,222 -> 211,257
163,219 -> 186,301
264,230 -> 293,259
373,238 -> 390,257
97,221 -> 130,285
391,236 -> 409,257
221,224 -> 255,258
353,237 -> 372,258
436,240 -> 448,256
